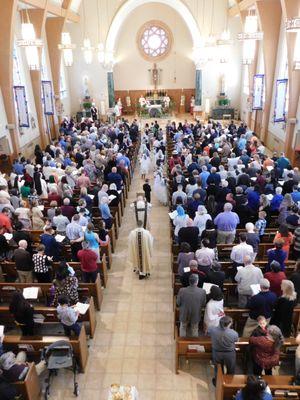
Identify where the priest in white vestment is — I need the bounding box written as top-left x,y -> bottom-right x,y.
127,220 -> 154,279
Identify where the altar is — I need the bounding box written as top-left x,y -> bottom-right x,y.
138,91 -> 172,118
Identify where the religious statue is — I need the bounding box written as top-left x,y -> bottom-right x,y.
114,102 -> 121,117
126,95 -> 131,107
220,74 -> 227,95
148,63 -> 162,90
117,98 -> 123,116
190,95 -> 195,115
180,94 -> 185,107
82,76 -> 90,97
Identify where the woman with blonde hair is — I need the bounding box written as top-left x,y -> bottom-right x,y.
271,279 -> 297,337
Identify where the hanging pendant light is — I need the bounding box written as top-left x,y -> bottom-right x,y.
286,17 -> 300,32
58,32 -> 76,67
238,13 -> 263,41
81,0 -> 94,65
17,20 -> 43,70
204,0 -> 217,62
217,30 -> 232,63
294,32 -> 300,70
238,11 -> 263,65
82,38 -> 93,64
97,43 -> 105,64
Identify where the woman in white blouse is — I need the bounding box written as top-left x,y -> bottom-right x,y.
204,285 -> 225,333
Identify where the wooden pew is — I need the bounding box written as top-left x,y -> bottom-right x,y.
1,256 -> 108,288
3,325 -> 89,372
0,273 -> 103,311
28,228 -> 116,258
216,365 -> 300,400
171,242 -> 275,259
14,363 -> 41,400
175,334 -> 297,374
173,306 -> 300,337
171,259 -> 296,274
172,273 -> 295,301
0,296 -> 97,338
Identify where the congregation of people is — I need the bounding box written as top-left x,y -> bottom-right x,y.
0,116 -> 142,398
167,119 -> 300,383
2,114 -> 300,397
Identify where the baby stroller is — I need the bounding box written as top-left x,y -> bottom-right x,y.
41,340 -> 79,399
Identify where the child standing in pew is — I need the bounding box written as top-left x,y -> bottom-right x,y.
255,211 -> 267,240
57,295 -> 81,336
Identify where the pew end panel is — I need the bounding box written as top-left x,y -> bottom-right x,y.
14,362 -> 41,400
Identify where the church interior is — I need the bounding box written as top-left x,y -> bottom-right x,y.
0,0 -> 299,399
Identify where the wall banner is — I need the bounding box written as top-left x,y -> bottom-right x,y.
13,86 -> 29,128
42,80 -> 54,115
252,74 -> 264,110
274,78 -> 288,122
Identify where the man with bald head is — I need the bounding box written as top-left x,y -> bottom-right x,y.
107,166 -> 123,190
13,240 -> 33,283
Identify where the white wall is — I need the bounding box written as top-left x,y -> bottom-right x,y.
113,3 -> 195,91
201,15 -> 242,110
0,89 -> 12,153
67,7 -> 109,115
66,0 -> 243,114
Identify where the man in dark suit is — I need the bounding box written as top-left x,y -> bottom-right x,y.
176,274 -> 206,337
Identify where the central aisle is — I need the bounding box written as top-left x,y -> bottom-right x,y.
74,131 -> 214,400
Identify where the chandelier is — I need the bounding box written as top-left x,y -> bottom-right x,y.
17,22 -> 43,70
294,31 -> 300,70
286,17 -> 300,32
82,38 -> 93,64
58,32 -> 76,67
97,43 -> 105,64
217,30 -> 232,63
238,14 -> 263,41
96,43 -> 115,69
238,12 -> 263,65
81,0 -> 94,65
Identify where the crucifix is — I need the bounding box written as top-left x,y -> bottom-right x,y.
148,63 -> 162,90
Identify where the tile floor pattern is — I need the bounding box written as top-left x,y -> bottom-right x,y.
46,120 -> 216,400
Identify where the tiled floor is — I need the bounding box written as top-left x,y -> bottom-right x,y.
48,119 -> 215,400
